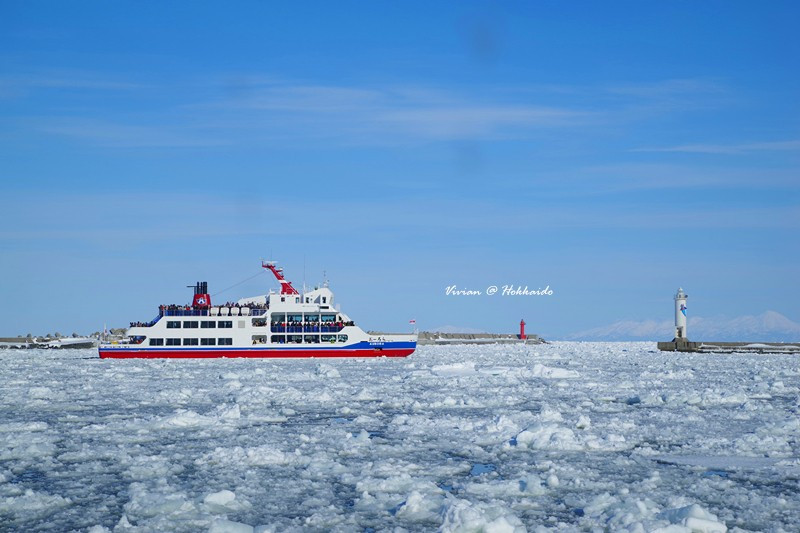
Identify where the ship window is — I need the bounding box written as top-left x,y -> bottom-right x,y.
321,315 -> 336,322
295,297 -> 300,303
281,297 -> 285,302
288,335 -> 303,344
201,321 -> 216,328
184,321 -> 198,328
271,335 -> 286,344
322,297 -> 326,303
166,338 -> 181,346
201,338 -> 216,345
183,338 -> 199,345
304,335 -> 320,343
149,338 -> 164,346
218,321 -> 233,328
218,338 -> 233,345
167,321 -> 181,329
337,335 -> 348,343
321,335 -> 336,343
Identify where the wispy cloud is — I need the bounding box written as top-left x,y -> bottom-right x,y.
500,162 -> 800,197
209,80 -> 596,142
14,77 -> 598,147
31,117 -> 229,148
604,78 -> 724,98
4,70 -> 737,148
437,203 -> 800,231
378,105 -> 585,139
0,70 -> 147,97
573,162 -> 799,191
631,139 -> 800,154
228,84 -> 386,113
3,191 -> 797,248
599,78 -> 732,120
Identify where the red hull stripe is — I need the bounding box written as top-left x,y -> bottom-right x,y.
99,348 -> 415,359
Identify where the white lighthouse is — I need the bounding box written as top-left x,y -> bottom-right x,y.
674,288 -> 688,340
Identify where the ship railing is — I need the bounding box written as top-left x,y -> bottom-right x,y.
130,315 -> 162,328
269,325 -> 346,333
159,307 -> 268,318
160,308 -> 209,317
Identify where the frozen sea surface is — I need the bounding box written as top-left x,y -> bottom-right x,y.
0,342 -> 798,532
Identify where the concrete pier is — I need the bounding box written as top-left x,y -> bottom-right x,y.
417,332 -> 545,345
369,331 -> 545,345
658,340 -> 800,354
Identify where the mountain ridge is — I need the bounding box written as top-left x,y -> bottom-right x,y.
566,311 -> 800,342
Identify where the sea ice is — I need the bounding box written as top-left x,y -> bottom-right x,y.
0,342 -> 796,531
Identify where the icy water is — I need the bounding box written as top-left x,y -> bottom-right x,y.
0,343 -> 798,532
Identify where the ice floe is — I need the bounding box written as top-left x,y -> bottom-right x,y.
0,342 -> 796,530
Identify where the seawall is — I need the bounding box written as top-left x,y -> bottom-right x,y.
658,340 -> 800,354
417,332 -> 545,345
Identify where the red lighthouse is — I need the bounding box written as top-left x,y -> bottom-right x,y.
519,319 -> 527,340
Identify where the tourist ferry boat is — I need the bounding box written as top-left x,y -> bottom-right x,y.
98,261 -> 417,359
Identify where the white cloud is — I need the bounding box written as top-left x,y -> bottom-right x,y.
4,72 -> 739,147
211,80 -> 594,142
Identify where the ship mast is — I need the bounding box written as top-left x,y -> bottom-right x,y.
262,261 -> 300,295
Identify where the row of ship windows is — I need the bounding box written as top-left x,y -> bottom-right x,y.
165,319 -> 344,329
253,335 -> 349,344
167,321 -> 233,329
149,336 -> 349,346
149,338 -> 233,346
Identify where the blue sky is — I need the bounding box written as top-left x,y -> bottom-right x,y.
1,1 -> 798,338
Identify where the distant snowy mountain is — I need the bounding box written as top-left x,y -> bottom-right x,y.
566,311 -> 800,342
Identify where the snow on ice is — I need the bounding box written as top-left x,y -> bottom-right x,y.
0,342 -> 798,531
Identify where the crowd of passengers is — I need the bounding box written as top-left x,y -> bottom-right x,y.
253,337 -> 341,345
219,302 -> 268,310
270,320 -> 354,330
130,321 -> 154,328
158,302 -> 269,316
